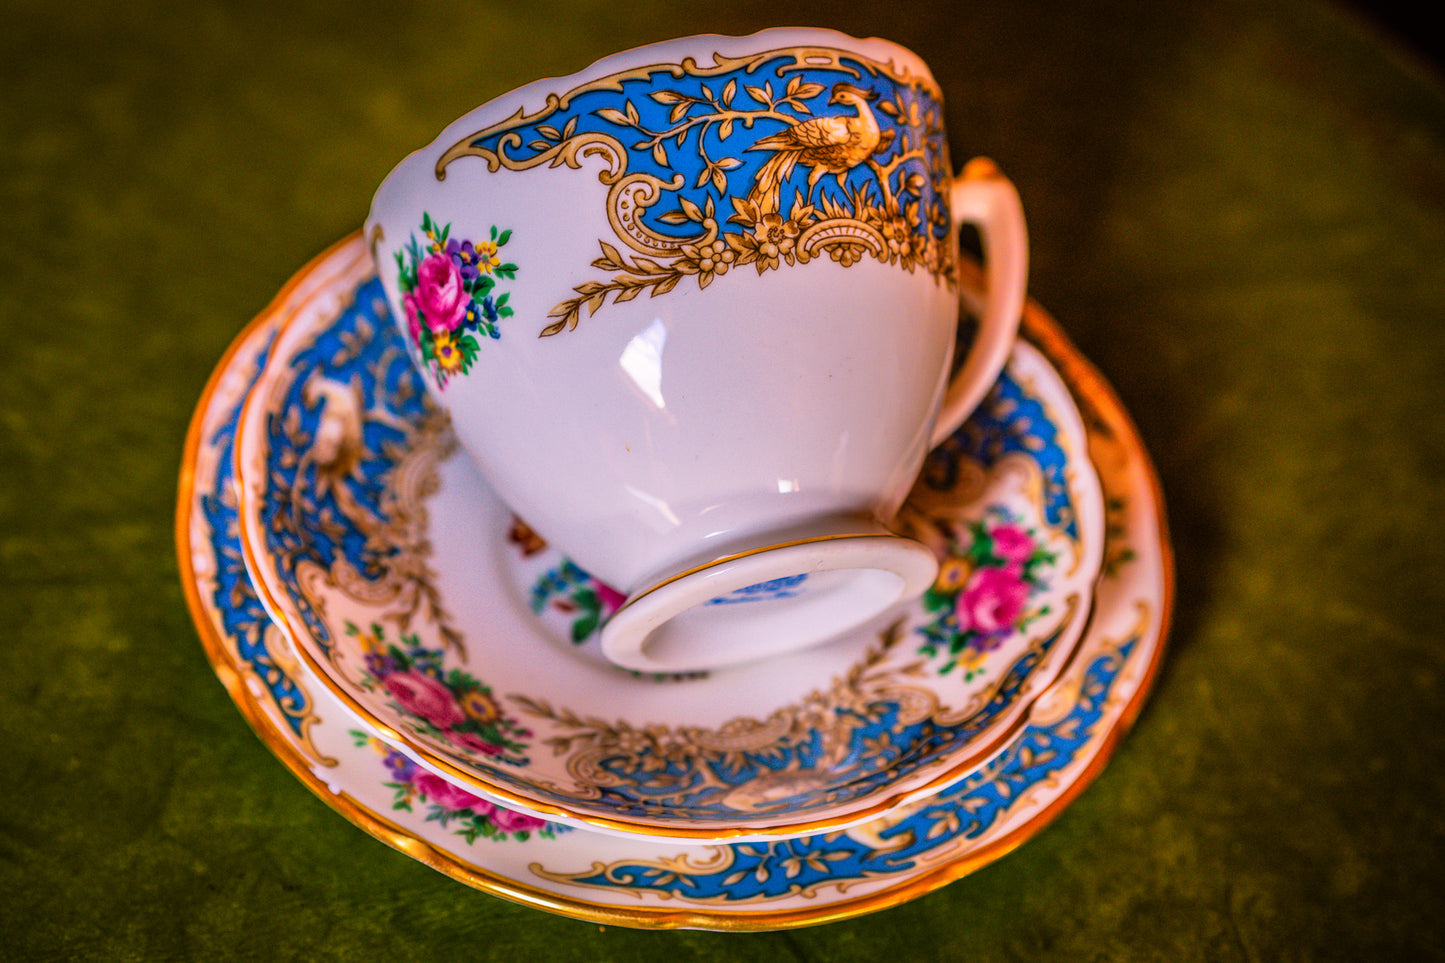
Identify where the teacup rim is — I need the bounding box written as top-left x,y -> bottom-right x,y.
368,25 -> 940,214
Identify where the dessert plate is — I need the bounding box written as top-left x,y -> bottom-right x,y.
177,238 -> 1171,928
231,236 -> 1106,840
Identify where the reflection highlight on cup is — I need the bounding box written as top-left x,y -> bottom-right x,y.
619,317 -> 669,410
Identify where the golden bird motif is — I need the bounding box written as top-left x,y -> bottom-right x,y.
746,82 -> 896,214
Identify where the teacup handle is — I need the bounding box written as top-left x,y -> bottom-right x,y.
930,158 -> 1029,448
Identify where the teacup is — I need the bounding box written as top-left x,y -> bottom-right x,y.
365,27 -> 1027,673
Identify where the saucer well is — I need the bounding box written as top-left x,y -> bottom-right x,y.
177,237 -> 1171,928
230,235 -> 1107,840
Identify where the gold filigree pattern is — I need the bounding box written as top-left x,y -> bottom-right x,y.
269,315 -> 466,657
434,46 -> 957,336
506,610 -> 1067,815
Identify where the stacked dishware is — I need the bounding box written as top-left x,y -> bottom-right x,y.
178,27 -> 1171,930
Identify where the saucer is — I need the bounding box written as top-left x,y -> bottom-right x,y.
231,236 -> 1107,840
177,236 -> 1171,928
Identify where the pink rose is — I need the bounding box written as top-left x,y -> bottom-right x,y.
957,566 -> 1029,634
448,729 -> 504,758
488,804 -> 550,834
384,670 -> 466,730
990,524 -> 1035,570
596,581 -> 626,616
413,772 -> 488,813
402,292 -> 424,345
413,252 -> 470,333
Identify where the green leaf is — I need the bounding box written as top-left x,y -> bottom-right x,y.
571,614 -> 599,643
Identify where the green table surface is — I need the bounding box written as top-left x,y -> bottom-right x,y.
4,0 -> 1443,958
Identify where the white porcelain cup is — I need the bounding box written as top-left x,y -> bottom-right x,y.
366,27 -> 1027,673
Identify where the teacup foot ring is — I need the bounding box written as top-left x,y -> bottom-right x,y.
600,520 -> 939,673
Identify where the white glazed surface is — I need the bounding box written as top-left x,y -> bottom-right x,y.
364,27 -> 1025,611
232,236 -> 1090,841
182,243 -> 1168,927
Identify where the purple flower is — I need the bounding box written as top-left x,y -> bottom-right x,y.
446,238 -> 482,282
382,749 -> 418,782
365,651 -> 398,679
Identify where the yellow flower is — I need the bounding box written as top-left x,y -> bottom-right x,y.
935,555 -> 973,593
355,629 -> 385,654
474,239 -> 501,273
459,689 -> 501,725
432,331 -> 465,374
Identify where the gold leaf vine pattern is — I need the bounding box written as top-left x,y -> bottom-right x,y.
434,46 -> 958,336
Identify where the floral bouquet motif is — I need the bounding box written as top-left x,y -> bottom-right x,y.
394,213 -> 516,386
346,620 -> 531,765
528,558 -> 628,645
353,733 -> 563,844
916,508 -> 1055,678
